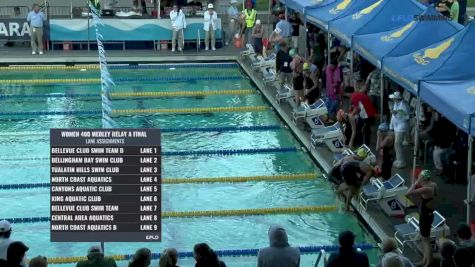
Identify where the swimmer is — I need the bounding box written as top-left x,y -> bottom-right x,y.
330,148 -> 368,185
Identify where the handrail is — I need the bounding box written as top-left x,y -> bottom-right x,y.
314,249 -> 326,267
197,29 -> 200,52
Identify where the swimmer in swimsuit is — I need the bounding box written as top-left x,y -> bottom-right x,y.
406,169 -> 437,267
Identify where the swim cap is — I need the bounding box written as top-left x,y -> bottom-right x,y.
274,27 -> 282,34
419,169 -> 431,180
356,148 -> 368,159
303,62 -> 310,70
336,109 -> 345,122
378,122 -> 390,132
289,48 -> 297,57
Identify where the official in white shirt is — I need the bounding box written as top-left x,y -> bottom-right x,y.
389,91 -> 410,169
170,4 -> 186,52
203,3 -> 218,51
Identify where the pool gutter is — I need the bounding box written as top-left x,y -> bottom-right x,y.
238,58 -> 388,245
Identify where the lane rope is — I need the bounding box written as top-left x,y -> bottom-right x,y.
0,106 -> 268,117
0,63 -> 239,71
0,173 -> 318,190
1,205 -> 338,223
45,243 -> 376,264
0,90 -> 255,100
0,76 -> 242,84
0,147 -> 298,162
0,125 -> 282,137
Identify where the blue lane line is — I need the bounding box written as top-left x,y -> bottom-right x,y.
0,111 -> 102,116
161,125 -> 281,133
0,93 -> 100,99
114,76 -> 242,82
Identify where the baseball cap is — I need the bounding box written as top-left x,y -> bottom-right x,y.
256,19 -> 261,25
207,3 -> 214,9
0,220 -> 11,233
274,27 -> 282,34
389,91 -> 402,100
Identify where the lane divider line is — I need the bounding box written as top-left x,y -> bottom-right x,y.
0,63 -> 239,71
0,76 -> 243,84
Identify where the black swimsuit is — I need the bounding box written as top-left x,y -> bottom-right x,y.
419,186 -> 436,238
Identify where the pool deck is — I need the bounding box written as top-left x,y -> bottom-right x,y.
0,44 -> 471,263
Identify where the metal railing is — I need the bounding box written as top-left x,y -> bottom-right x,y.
0,6 -> 29,18
314,249 -> 327,267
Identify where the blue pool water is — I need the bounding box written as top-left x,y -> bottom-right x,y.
0,63 -> 379,266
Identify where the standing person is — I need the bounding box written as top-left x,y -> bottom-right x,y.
326,231 -> 370,267
76,246 -> 117,267
289,13 -> 301,52
243,2 -> 256,44
128,248 -> 151,267
376,123 -> 395,180
0,221 -> 12,262
337,109 -> 363,149
193,243 -> 226,267
325,55 -> 342,121
366,69 -> 382,119
275,41 -> 293,88
458,0 -> 467,24
376,238 -> 414,267
257,225 -> 300,267
290,49 -> 304,105
26,4 -> 46,55
389,91 -> 410,169
0,242 -> 29,267
350,80 -> 377,146
268,28 -> 283,53
170,4 -> 186,52
226,0 -> 240,46
303,62 -> 320,104
275,13 -> 293,44
251,20 -> 264,55
203,4 -> 218,51
159,248 -> 179,267
406,170 -> 437,267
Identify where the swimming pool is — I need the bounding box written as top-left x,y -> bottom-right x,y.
0,63 -> 379,266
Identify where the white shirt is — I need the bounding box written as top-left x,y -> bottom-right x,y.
390,100 -> 410,132
203,10 -> 218,31
0,238 -> 12,260
170,9 -> 186,30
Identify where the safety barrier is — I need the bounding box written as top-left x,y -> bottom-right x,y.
0,125 -> 282,137
0,90 -> 255,100
45,243 -> 376,264
0,63 -> 239,71
1,205 -> 337,224
0,76 -> 243,85
0,173 -> 317,190
0,106 -> 268,117
0,147 -> 298,162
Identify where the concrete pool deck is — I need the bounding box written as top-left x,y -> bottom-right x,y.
0,44 -> 472,263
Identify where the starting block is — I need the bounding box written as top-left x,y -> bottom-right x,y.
293,99 -> 328,129
379,197 -> 406,218
310,123 -> 344,153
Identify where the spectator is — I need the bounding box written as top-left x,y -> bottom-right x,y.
436,0 -> 451,18
251,20 -> 264,55
336,160 -> 378,211
406,170 -> 437,267
325,55 -> 342,121
381,253 -> 404,267
309,43 -> 325,75
437,0 -> 459,21
303,62 -> 320,104
268,28 -> 283,53
350,80 -> 377,146
389,91 -> 410,169
128,248 -> 151,267
203,4 -> 218,51
376,123 -> 394,180
193,243 -> 226,267
455,223 -> 475,254
170,4 -> 186,52
337,109 -> 363,149
432,115 -> 456,176
411,105 -> 436,156
326,231 -> 369,267
76,246 -> 117,267
441,129 -> 469,184
454,247 -> 474,267
276,41 -> 293,88
439,239 -> 456,267
257,225 -> 300,267
275,13 -> 293,42
28,256 -> 47,267
290,49 -> 304,105
376,238 -> 413,267
0,221 -> 12,262
366,69 -> 382,117
226,0 -> 240,46
243,2 -> 256,44
289,13 -> 301,52
26,4 -> 46,55
0,242 -> 29,267
159,248 -> 179,267
458,0 -> 467,24
186,0 -> 202,9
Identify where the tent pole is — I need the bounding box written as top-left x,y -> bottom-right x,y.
350,48 -> 354,87
267,0 -> 271,30
304,9 -> 307,58
379,71 -> 384,123
412,95 -> 421,185
327,33 -> 331,66
467,136 -> 473,224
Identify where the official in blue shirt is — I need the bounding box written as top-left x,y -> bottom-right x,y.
275,14 -> 293,40
27,4 -> 46,55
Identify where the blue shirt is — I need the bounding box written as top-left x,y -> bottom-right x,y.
227,6 -> 239,19
27,11 -> 46,28
276,20 -> 293,38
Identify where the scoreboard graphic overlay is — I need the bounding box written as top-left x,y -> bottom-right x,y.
50,129 -> 162,242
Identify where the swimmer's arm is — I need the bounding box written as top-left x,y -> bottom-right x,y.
349,114 -> 357,148
407,186 -> 431,196
362,168 -> 373,184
